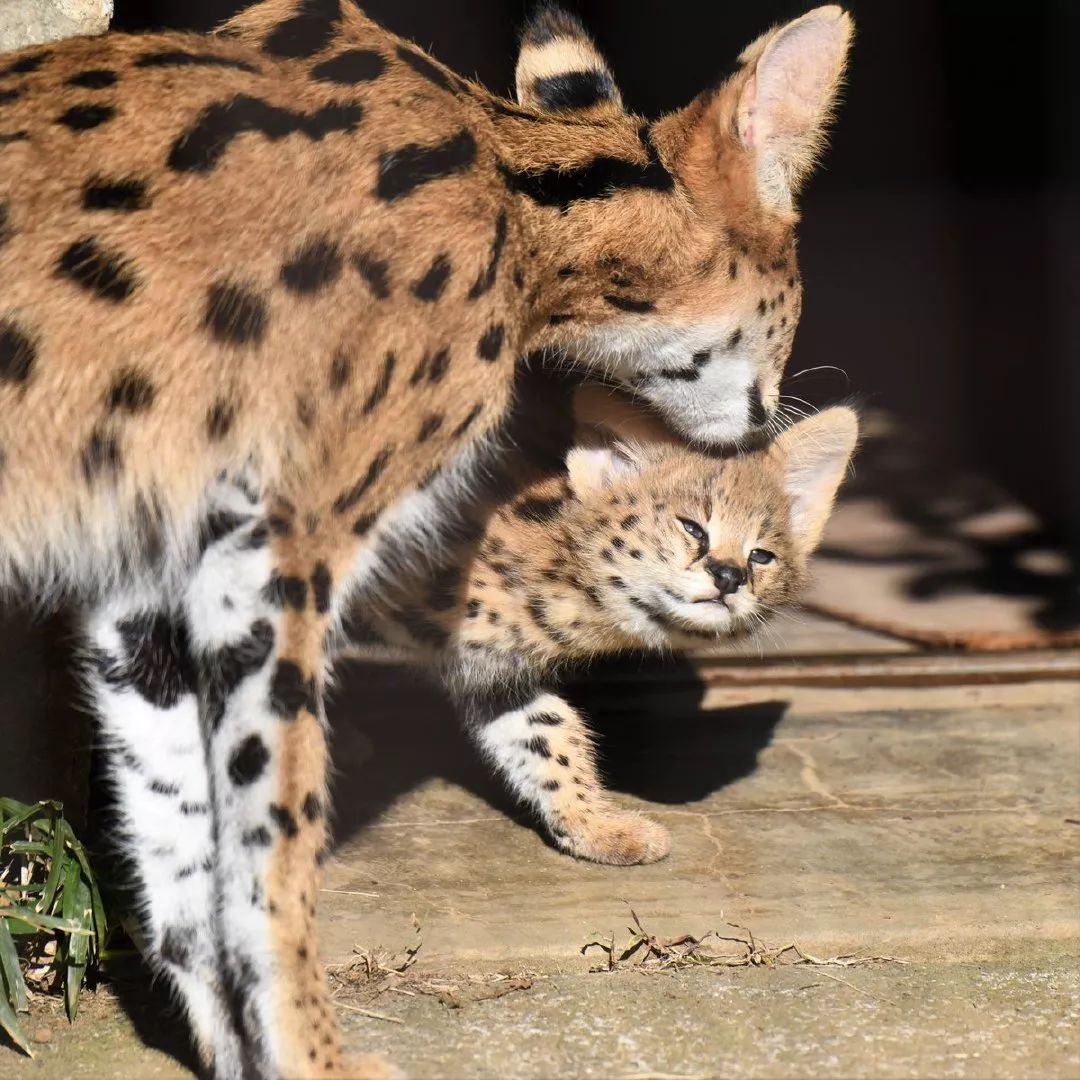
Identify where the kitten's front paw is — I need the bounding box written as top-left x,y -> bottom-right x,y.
556,811 -> 671,865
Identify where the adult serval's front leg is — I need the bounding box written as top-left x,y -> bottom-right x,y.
183,487 -> 392,1079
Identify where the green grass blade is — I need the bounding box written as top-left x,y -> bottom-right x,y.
64,874 -> 93,1022
61,822 -> 107,942
0,919 -> 28,1014
0,989 -> 33,1058
37,816 -> 68,915
0,904 -> 89,935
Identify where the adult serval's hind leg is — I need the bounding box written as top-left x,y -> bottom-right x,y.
183,487 -> 393,1079
83,584 -> 243,1076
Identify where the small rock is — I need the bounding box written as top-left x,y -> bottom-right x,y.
31,1026 -> 52,1044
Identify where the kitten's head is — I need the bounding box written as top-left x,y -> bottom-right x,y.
563,388 -> 858,646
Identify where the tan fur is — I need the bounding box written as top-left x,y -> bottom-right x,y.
0,3 -> 853,1073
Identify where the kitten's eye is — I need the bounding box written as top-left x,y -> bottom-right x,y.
679,518 -> 707,542
749,548 -> 776,565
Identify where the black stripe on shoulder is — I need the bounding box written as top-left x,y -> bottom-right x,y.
499,125 -> 673,210
262,0 -> 342,60
532,70 -> 616,112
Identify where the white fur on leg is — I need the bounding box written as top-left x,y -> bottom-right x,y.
83,588 -> 243,1075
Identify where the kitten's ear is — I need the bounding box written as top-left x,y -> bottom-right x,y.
566,441 -> 644,498
572,385 -> 677,447
515,4 -> 624,117
670,6 -> 853,212
773,406 -> 858,553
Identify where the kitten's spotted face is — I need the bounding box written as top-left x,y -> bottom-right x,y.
563,403 -> 858,647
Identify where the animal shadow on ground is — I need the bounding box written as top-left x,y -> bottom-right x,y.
327,654 -> 787,844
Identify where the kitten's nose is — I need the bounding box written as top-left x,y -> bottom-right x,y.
706,560 -> 747,597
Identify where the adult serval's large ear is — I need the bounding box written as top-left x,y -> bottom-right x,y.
515,3 -> 624,117
666,7 -> 853,213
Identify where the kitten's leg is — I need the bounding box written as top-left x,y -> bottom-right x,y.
459,685 -> 671,865
83,589 -> 243,1075
186,498 -> 390,1079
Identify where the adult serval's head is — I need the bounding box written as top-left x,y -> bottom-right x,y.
502,4 -> 854,447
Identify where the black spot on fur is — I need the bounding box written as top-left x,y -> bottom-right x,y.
262,0 -> 341,59
135,50 -> 258,73
0,89 -> 20,106
168,95 -> 362,173
514,495 -> 564,524
452,403 -> 483,438
0,319 -> 36,385
56,236 -> 138,302
499,125 -> 673,209
242,825 -> 272,847
524,734 -> 552,758
352,251 -> 390,298
0,200 -> 10,248
620,513 -> 639,530
0,132 -> 29,147
528,712 -> 563,727
269,804 -> 299,838
328,350 -> 351,391
198,509 -> 252,552
265,573 -> 308,610
362,352 -> 395,413
332,446 -> 392,514
2,52 -> 50,76
67,69 -> 117,89
206,398 -> 236,440
426,346 -> 451,384
83,175 -> 151,212
467,211 -> 508,300
691,349 -> 712,369
416,413 -> 443,442
81,428 -> 121,482
281,236 -> 342,294
395,44 -> 452,91
604,294 -> 655,314
532,69 -> 616,111
311,563 -> 332,614
302,793 -> 323,822
658,364 -> 700,382
270,661 -> 317,719
352,511 -> 378,535
107,369 -> 155,414
727,327 -> 743,349
100,611 -> 196,709
56,103 -> 115,130
160,926 -> 193,971
228,734 -> 271,787
411,253 -> 452,301
477,324 -> 505,362
376,128 -> 477,202
312,49 -> 385,84
201,620 -> 275,731
205,280 -> 268,345
548,314 -> 572,326
757,298 -> 767,317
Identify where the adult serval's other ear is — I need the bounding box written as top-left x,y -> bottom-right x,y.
515,3 -> 625,118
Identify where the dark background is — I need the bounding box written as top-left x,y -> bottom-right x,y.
112,0 -> 1080,555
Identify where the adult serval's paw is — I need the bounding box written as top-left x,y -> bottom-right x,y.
556,810 -> 672,866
